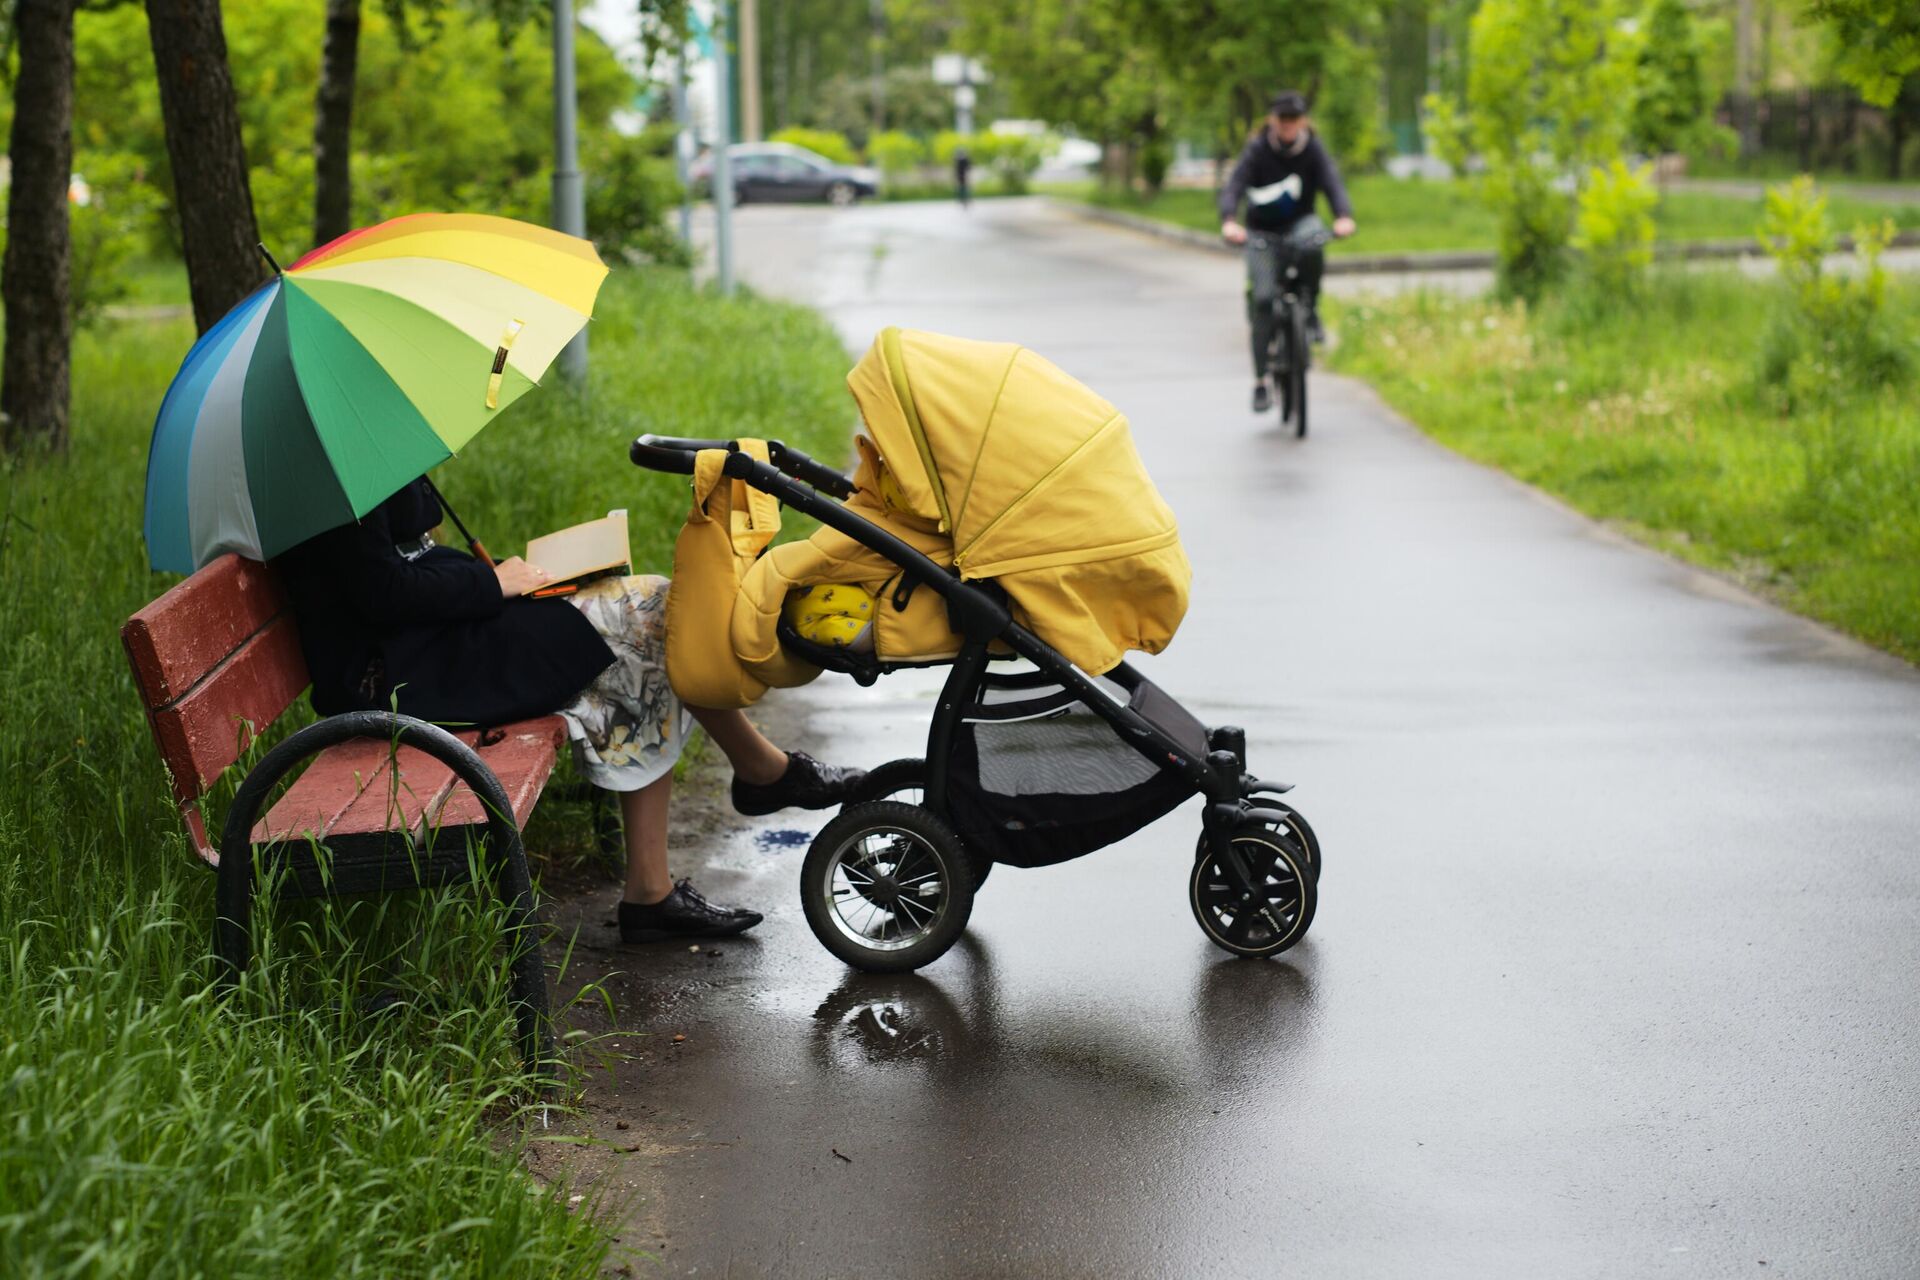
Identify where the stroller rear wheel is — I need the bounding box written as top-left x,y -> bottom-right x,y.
853,758 -> 993,890
802,801 -> 975,973
1190,823 -> 1316,958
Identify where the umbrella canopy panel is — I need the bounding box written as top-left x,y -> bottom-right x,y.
144,214 -> 607,574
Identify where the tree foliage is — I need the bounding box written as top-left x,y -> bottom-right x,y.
960,0 -> 1164,174
1630,0 -> 1708,156
1806,0 -> 1920,108
1464,0 -> 1640,299
757,0 -> 960,142
1131,0 -> 1384,156
71,0 -> 639,263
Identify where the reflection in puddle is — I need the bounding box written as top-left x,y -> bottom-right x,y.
811,974 -> 961,1070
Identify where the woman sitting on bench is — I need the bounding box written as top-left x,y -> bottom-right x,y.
274,477 -> 865,943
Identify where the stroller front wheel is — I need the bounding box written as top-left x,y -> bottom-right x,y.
802,801 -> 976,973
1196,803 -> 1320,881
1190,824 -> 1316,958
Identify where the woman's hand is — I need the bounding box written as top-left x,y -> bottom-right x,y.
493,556 -> 551,598
1221,219 -> 1248,245
1332,216 -> 1356,239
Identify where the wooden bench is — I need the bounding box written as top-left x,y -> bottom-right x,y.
122,553 -> 564,1077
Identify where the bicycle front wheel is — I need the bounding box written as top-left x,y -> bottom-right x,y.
1287,304 -> 1309,438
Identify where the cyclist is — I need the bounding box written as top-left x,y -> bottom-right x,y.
1219,90 -> 1357,413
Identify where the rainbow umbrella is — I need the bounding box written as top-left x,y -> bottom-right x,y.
143,213 -> 608,574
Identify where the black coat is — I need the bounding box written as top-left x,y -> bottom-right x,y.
274,479 -> 615,727
1217,127 -> 1354,232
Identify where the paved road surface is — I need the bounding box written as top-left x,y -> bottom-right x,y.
588,199 -> 1920,1277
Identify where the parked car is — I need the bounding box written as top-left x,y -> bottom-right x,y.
691,142 -> 881,206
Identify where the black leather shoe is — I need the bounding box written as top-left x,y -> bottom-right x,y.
1252,381 -> 1273,413
619,880 -> 762,943
731,752 -> 868,816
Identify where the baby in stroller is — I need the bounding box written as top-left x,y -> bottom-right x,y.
632,328 -> 1321,972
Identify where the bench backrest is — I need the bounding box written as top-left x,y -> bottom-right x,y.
123,554 -> 310,859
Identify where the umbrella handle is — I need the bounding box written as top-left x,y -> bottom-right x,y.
468,538 -> 496,569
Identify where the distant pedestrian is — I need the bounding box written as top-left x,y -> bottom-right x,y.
954,146 -> 972,208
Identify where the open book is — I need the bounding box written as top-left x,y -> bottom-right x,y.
526,510 -> 631,596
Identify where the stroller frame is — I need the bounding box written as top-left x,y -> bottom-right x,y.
632,434 -> 1319,968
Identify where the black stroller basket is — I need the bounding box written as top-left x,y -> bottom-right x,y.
950,666 -> 1207,868
631,434 -> 1321,971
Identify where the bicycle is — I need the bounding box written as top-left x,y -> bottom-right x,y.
1245,219 -> 1333,439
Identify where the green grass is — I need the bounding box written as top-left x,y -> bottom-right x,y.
118,256 -> 192,308
0,266 -> 856,1276
1047,173 -> 1920,255
1326,271 -> 1920,662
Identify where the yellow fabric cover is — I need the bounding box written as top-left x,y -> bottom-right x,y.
783,583 -> 875,651
663,439 -> 819,708
844,327 -> 1190,674
732,486 -> 969,683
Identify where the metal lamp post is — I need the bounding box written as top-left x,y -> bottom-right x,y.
553,0 -> 588,380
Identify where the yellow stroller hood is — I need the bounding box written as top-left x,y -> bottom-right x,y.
846,327 -> 1190,673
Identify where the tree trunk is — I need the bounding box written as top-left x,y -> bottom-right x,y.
146,0 -> 267,334
1,0 -> 78,455
313,0 -> 361,251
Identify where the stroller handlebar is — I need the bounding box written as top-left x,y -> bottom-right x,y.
629,434 -> 855,500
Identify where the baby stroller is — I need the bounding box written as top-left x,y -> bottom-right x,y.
630,328 -> 1320,973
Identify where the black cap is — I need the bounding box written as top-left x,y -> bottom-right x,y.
1269,90 -> 1308,118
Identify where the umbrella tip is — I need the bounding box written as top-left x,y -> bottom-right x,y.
256,243 -> 284,275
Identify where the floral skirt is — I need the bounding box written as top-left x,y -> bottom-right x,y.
558,574 -> 693,792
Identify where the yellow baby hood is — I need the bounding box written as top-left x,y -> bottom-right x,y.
845,327 -> 1190,674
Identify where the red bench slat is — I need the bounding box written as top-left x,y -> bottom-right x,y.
123,554 -> 291,708
252,737 -> 396,844
434,719 -> 568,831
252,716 -> 567,848
328,743 -> 461,842
148,617 -> 311,805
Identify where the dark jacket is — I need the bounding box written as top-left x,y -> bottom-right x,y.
1217,127 -> 1354,232
273,479 -> 614,726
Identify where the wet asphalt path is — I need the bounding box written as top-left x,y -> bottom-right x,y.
595,199 -> 1920,1277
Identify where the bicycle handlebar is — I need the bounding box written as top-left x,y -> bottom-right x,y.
1244,226 -> 1335,252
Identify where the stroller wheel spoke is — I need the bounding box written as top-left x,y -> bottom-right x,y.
894,894 -> 935,929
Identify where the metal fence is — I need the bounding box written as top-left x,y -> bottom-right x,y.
1719,88 -> 1920,181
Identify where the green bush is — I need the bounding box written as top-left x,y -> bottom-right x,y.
867,129 -> 928,180
68,150 -> 164,327
970,133 -> 1049,195
584,125 -> 690,268
931,130 -> 971,166
1757,176 -> 1912,398
1571,160 -> 1658,298
767,127 -> 858,166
